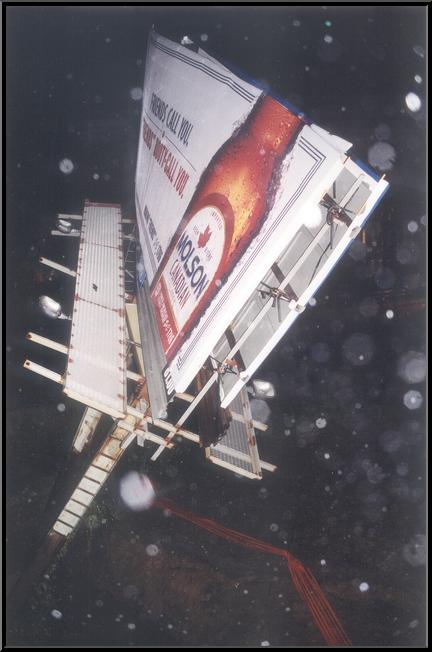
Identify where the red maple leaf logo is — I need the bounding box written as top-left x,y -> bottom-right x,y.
197,225 -> 212,248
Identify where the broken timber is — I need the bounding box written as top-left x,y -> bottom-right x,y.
25,201 -> 274,474
24,200 -> 273,477
12,199 -> 278,610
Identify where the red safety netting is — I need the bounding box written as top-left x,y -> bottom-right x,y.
154,497 -> 351,646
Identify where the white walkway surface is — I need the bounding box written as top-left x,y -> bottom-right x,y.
207,388 -> 263,479
64,201 -> 126,419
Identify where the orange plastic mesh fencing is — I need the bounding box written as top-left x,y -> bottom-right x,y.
155,497 -> 351,646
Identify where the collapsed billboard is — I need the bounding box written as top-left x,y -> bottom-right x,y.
135,31 -> 388,398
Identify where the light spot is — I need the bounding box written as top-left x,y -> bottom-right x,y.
130,87 -> 143,101
403,534 -> 426,566
250,398 -> 271,424
413,45 -> 425,58
252,379 -> 276,399
367,142 -> 396,172
414,75 -> 422,84
324,34 -> 333,43
363,460 -> 385,484
359,296 -> 379,318
359,582 -> 369,592
181,35 -> 193,45
379,430 -> 403,453
316,417 -> 327,429
320,559 -> 326,566
261,641 -> 270,647
200,34 -> 208,42
374,122 -> 392,141
374,267 -> 395,290
348,239 -> 368,261
342,333 -> 374,366
407,220 -> 418,233
123,585 -> 138,599
303,204 -> 323,228
57,403 -> 66,413
51,609 -> 62,619
386,310 -> 394,319
403,390 -> 423,410
311,342 -> 331,363
146,544 -> 159,557
59,158 -> 74,175
270,523 -> 279,532
396,243 -> 418,265
127,623 -> 136,630
93,173 -> 100,180
405,92 -> 421,112
119,472 -> 155,511
398,351 -> 426,384
397,463 -> 409,477
308,297 -> 317,306
324,452 -> 330,459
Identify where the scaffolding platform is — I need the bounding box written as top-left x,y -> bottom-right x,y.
63,201 -> 127,419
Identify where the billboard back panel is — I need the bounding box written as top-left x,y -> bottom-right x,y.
135,32 -> 388,398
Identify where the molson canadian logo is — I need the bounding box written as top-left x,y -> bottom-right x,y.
151,195 -> 232,357
150,95 -> 303,362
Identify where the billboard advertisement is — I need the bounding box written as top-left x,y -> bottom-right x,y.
135,32 -> 362,394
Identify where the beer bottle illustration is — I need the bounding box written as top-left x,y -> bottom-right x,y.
150,94 -> 303,360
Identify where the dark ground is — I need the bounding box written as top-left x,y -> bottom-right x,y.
5,5 -> 426,647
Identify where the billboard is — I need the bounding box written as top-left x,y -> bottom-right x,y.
135,32 -> 387,396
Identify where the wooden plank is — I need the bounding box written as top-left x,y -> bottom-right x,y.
58,510 -> 80,528
39,256 -> 76,277
85,466 -> 108,484
58,213 -> 82,221
207,455 -> 261,480
23,359 -> 63,384
78,477 -> 101,495
72,407 -> 102,454
92,454 -> 115,472
26,332 -> 68,355
64,499 -> 87,518
72,489 -> 94,507
53,521 -> 73,536
51,230 -> 80,237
